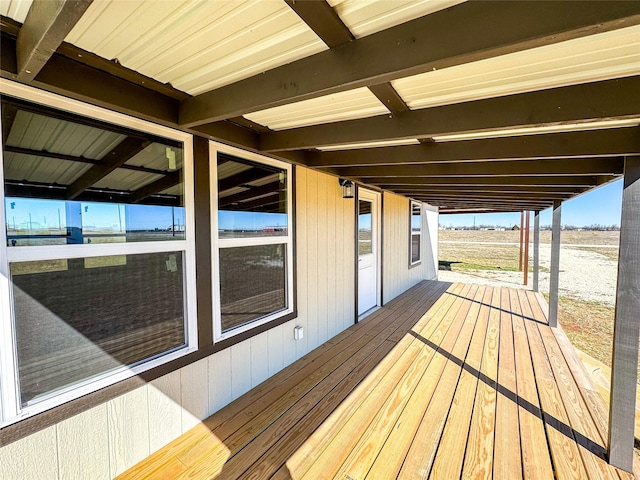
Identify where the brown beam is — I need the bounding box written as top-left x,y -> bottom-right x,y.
306,128 -> 640,167
285,0 -> 353,47
16,0 -> 93,82
67,137 -> 150,199
180,1 -> 640,126
362,175 -> 610,187
395,191 -> 575,200
368,83 -> 409,113
384,185 -> 586,194
260,77 -> 640,152
336,157 -> 625,178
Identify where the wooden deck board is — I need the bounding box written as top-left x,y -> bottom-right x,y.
118,280 -> 633,480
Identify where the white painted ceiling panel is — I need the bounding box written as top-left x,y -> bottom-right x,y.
0,0 -> 33,23
318,138 -> 420,151
66,0 -> 327,95
327,0 -> 464,38
244,87 -> 389,130
93,169 -> 163,192
392,25 -> 640,110
3,155 -> 92,185
7,111 -> 125,159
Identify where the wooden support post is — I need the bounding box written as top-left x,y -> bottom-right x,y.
519,211 -> 525,271
533,211 -> 540,292
608,156 -> 640,473
548,200 -> 562,328
523,210 -> 530,286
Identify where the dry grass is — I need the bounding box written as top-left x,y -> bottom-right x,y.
439,229 -> 620,245
439,242 -> 543,272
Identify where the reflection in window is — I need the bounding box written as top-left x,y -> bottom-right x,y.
214,150 -> 294,340
219,244 -> 287,332
410,201 -> 422,265
12,252 -> 185,405
1,95 -> 192,411
218,153 -> 287,239
2,96 -> 184,247
359,200 -> 373,256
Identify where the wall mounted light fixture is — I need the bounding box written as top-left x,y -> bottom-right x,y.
339,178 -> 354,199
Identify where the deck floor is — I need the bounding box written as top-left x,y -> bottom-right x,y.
119,281 -> 634,479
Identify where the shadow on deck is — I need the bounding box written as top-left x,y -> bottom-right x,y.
118,280 -> 634,480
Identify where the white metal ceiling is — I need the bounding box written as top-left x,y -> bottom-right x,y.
243,87 -> 389,130
327,0 -> 464,38
65,0 -> 327,95
391,25 -> 640,110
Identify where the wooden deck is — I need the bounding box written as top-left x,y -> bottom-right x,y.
119,281 -> 635,480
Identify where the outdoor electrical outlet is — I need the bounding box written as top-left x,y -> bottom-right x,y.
294,325 -> 304,340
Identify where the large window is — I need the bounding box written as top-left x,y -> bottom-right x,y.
410,200 -> 422,265
0,81 -> 196,421
211,146 -> 294,341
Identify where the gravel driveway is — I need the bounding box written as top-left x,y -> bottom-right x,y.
438,244 -> 619,305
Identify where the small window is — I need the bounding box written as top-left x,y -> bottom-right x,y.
212,149 -> 294,340
410,201 -> 422,265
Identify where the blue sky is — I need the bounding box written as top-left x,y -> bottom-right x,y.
439,179 -> 623,228
5,198 -> 185,231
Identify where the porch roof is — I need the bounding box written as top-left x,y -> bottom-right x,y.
1,1 -> 640,213
117,280 -> 635,479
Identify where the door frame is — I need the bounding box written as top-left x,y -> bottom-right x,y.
355,187 -> 382,321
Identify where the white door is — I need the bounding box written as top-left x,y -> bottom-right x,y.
358,189 -> 380,317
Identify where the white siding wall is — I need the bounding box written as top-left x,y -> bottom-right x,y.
382,192 -> 438,304
0,172 -> 443,479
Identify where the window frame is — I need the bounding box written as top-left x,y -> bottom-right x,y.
209,142 -> 295,343
409,200 -> 422,267
0,79 -> 198,425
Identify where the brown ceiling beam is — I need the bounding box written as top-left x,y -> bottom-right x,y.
285,0 -> 353,47
363,175 -> 611,187
432,200 -> 552,208
261,77 -> 640,152
390,186 -> 587,196
284,1 -> 409,116
368,83 -> 409,113
307,128 -> 640,167
180,1 -> 640,127
407,193 -> 571,202
336,157 -> 625,178
66,137 -> 151,199
439,208 -> 546,214
16,0 -> 93,82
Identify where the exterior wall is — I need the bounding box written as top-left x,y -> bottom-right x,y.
382,192 -> 438,304
0,166 -> 356,479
